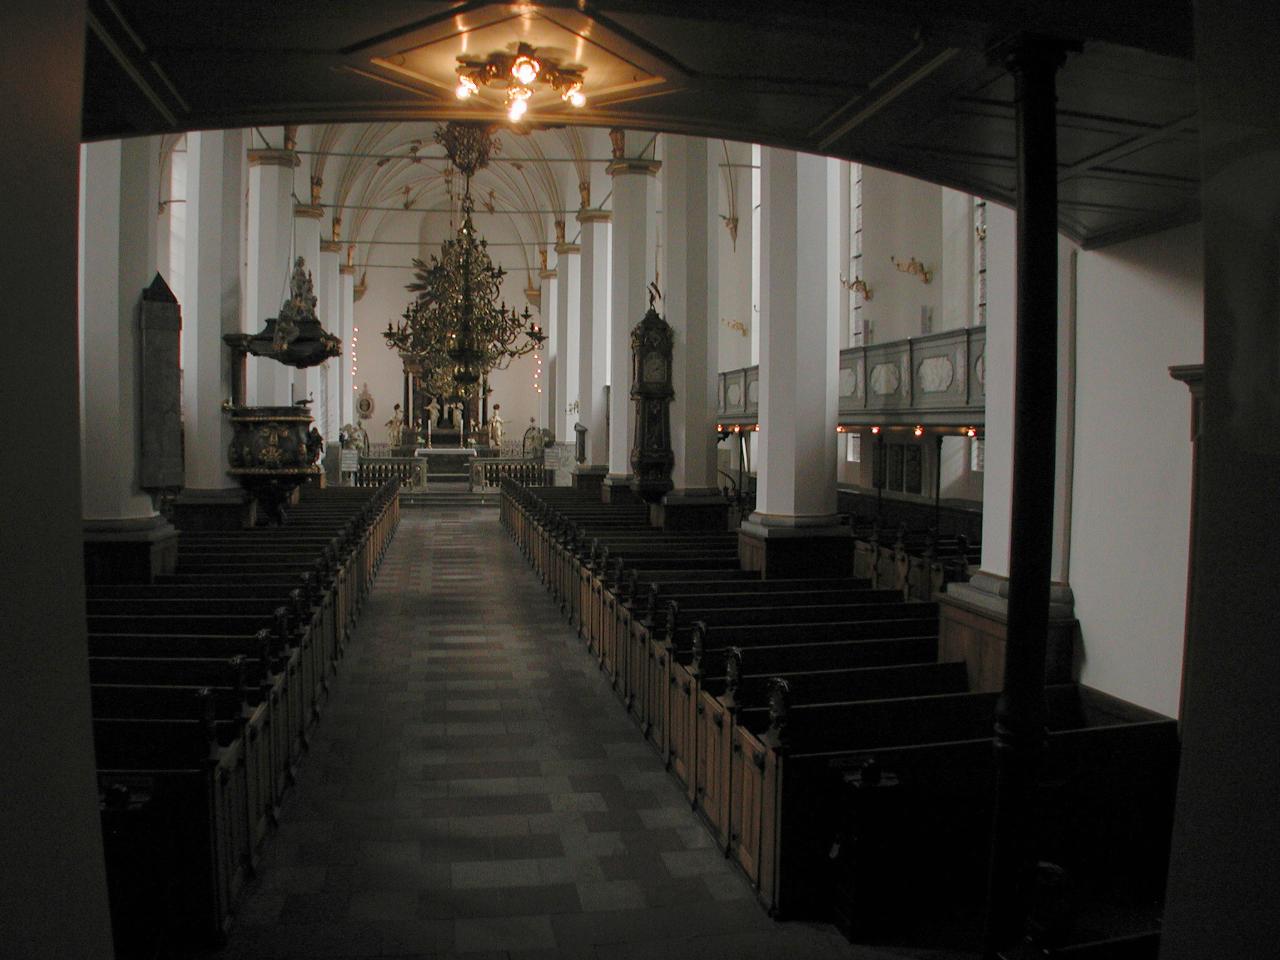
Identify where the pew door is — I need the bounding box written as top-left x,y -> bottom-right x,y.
695,692 -> 731,849
668,662 -> 696,786
731,726 -> 767,889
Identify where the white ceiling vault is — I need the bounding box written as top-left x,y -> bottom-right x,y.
85,0 -> 1198,249
292,122 -> 603,286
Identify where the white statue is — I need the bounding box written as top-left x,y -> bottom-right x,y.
340,421 -> 369,454
488,404 -> 505,450
385,403 -> 404,447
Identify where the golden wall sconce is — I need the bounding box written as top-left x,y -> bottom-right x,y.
839,274 -> 874,299
890,256 -> 933,284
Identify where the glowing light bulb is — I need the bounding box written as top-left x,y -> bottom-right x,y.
871,425 -> 881,435
455,76 -> 478,100
563,83 -> 586,108
508,97 -> 528,122
512,55 -> 540,86
966,427 -> 977,438
913,425 -> 924,437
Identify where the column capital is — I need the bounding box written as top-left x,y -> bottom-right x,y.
294,203 -> 324,219
606,158 -> 661,178
247,148 -> 301,169
553,242 -> 581,256
339,264 -> 356,276
539,269 -> 558,280
576,208 -> 612,225
320,239 -> 342,254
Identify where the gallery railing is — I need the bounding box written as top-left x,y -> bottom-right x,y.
353,457 -> 423,488
470,457 -> 554,491
717,327 -> 986,427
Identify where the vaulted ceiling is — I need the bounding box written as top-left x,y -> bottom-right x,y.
83,0 -> 1199,249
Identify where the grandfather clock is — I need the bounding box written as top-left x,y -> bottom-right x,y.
629,287 -> 675,502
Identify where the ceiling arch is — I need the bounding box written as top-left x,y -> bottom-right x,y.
84,0 -> 1199,248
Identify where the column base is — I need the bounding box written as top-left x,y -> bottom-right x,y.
571,465 -> 607,496
83,514 -> 179,584
939,572 -> 1078,692
602,474 -> 640,505
737,515 -> 854,579
172,487 -> 255,531
652,489 -> 729,531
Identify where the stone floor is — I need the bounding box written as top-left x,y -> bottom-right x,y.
212,509 -> 966,960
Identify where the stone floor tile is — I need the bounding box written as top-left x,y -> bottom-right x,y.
576,878 -> 648,912
454,914 -> 558,952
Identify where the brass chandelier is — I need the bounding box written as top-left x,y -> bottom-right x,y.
455,42 -> 587,123
383,123 -> 543,395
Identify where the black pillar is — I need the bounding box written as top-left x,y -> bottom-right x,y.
984,36 -> 1065,956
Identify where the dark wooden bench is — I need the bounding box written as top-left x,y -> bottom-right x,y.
737,684 -> 1176,929
95,692 -> 246,951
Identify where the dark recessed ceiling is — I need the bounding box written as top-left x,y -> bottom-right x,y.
82,0 -> 1199,248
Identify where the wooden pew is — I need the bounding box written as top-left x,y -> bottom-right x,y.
742,684 -> 1176,930
92,676 -> 274,859
95,691 -> 245,951
638,598 -> 938,759
88,630 -> 293,809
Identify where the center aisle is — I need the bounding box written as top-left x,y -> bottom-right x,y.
217,509 -> 918,960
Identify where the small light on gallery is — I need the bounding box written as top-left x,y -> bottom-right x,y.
870,425 -> 881,435
913,425 -> 924,437
965,426 -> 977,438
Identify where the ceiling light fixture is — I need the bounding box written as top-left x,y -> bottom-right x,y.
455,42 -> 588,124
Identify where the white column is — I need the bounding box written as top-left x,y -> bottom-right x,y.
538,265 -> 556,429
606,137 -> 660,487
826,159 -> 851,350
180,129 -> 243,492
554,240 -> 580,440
339,261 -> 356,426
319,239 -> 343,440
79,137 -> 163,522
245,143 -> 298,406
292,201 -> 323,406
979,201 -> 1018,575
6,4 -> 116,950
752,147 -> 839,522
576,210 -> 611,470
663,135 -> 720,495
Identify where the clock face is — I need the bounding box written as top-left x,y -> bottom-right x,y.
643,355 -> 667,383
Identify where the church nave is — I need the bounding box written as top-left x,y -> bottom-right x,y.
213,509 -> 905,960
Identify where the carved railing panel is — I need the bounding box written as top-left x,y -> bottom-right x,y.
471,457 -> 553,490
354,456 -> 422,488
716,327 -> 985,427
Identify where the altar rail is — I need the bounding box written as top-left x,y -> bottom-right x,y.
718,327 -> 986,428
471,457 -> 553,490
353,457 -> 422,488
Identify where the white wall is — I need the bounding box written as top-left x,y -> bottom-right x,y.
1069,222 -> 1202,717
860,166 -> 944,343
718,139 -> 755,372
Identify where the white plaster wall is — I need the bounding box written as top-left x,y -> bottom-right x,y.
939,435 -> 983,501
860,166 -> 943,343
1069,222 -> 1202,717
940,187 -> 974,331
718,139 -> 755,372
